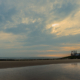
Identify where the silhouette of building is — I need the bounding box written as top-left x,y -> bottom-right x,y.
71,50 -> 80,56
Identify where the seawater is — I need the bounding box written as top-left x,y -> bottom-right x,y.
0,63 -> 80,80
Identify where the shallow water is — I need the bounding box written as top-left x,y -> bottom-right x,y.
0,63 -> 80,80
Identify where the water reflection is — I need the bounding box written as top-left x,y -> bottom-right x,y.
0,63 -> 80,80
71,63 -> 78,66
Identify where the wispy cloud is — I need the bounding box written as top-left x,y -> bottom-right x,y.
38,54 -> 70,57
0,0 -> 79,57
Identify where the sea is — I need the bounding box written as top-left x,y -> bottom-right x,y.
0,57 -> 57,59
0,63 -> 80,80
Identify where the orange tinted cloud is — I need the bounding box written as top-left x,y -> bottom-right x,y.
38,54 -> 70,57
60,45 -> 80,51
46,11 -> 80,37
36,50 -> 57,52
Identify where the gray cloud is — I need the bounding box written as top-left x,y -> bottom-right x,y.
0,4 -> 16,23
50,1 -> 79,22
0,0 -> 79,57
4,0 -> 80,47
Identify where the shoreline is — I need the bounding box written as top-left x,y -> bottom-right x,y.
0,59 -> 80,68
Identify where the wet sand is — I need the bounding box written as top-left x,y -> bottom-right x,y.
0,59 -> 80,68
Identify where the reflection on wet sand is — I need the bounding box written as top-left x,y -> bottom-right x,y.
0,63 -> 80,80
71,63 -> 78,66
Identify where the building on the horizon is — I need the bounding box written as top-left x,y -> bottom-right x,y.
71,50 -> 80,56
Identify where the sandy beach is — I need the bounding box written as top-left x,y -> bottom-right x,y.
0,59 -> 80,68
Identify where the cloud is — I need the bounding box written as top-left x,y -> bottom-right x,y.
60,43 -> 80,52
0,0 -> 80,57
38,54 -> 69,57
0,3 -> 16,23
0,31 -> 26,49
45,0 -> 80,37
46,14 -> 80,37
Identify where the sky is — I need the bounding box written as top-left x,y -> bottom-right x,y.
0,0 -> 80,57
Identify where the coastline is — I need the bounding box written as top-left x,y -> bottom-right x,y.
0,59 -> 80,68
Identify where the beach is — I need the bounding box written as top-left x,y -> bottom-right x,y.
0,59 -> 80,68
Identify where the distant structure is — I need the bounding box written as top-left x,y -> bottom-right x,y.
71,50 -> 80,56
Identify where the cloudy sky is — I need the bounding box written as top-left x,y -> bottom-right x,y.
0,0 -> 80,57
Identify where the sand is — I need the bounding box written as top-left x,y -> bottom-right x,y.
0,59 -> 80,68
